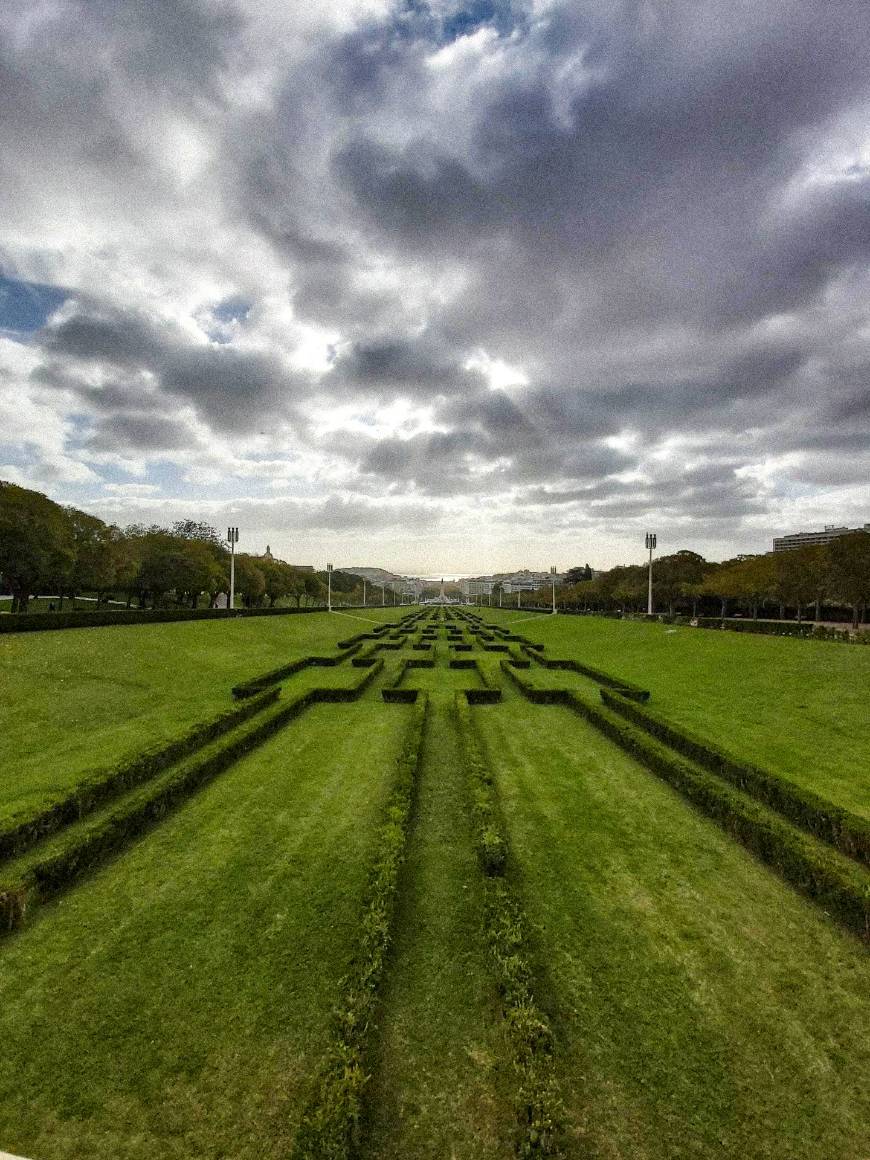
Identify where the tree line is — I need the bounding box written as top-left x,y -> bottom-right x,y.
550,540 -> 870,627
0,481 -> 364,613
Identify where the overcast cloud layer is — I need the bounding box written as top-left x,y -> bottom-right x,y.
1,0 -> 868,572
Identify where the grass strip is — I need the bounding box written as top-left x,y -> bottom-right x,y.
501,663 -> 870,940
0,661 -> 383,933
600,687 -> 870,867
455,692 -> 565,1156
292,695 -> 428,1159
0,686 -> 280,863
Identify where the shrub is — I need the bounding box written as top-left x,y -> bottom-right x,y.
599,689 -> 870,867
0,605 -> 323,634
454,693 -> 565,1154
293,695 -> 428,1158
0,686 -> 280,863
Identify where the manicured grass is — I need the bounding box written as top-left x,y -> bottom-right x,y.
483,610 -> 870,817
364,696 -> 514,1158
474,696 -> 870,1159
0,700 -> 408,1160
0,609 -> 405,825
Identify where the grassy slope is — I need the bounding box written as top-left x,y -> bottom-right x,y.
484,610 -> 870,817
0,700 -> 406,1160
364,695 -> 513,1159
475,692 -> 870,1160
0,609 -> 404,822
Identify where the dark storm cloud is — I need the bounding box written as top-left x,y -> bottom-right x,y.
86,413 -> 195,453
36,303 -> 309,438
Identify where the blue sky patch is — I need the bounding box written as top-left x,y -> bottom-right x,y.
0,273 -> 67,333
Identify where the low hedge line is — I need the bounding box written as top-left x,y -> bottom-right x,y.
0,687 -> 280,863
0,662 -> 385,934
565,694 -> 870,940
0,605 -> 325,634
454,693 -> 564,1154
693,618 -> 869,644
293,695 -> 428,1158
502,669 -> 869,938
0,688 -> 311,932
381,688 -> 419,703
599,689 -> 870,867
231,644 -> 361,698
526,651 -> 649,702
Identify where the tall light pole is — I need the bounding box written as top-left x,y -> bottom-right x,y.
645,532 -> 657,615
517,588 -> 521,609
499,588 -> 502,608
380,583 -> 385,606
326,562 -> 333,612
363,579 -> 366,607
227,526 -> 239,609
551,565 -> 557,615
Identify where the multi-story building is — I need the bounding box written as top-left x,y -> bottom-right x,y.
459,578 -> 495,597
773,523 -> 870,552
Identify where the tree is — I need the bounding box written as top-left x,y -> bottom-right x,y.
63,507 -> 119,608
827,531 -> 870,628
0,482 -> 75,612
234,555 -> 266,607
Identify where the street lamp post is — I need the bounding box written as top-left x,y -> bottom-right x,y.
227,526 -> 239,609
517,589 -> 521,609
380,583 -> 385,606
363,579 -> 366,607
326,562 -> 333,612
645,532 -> 657,615
551,565 -> 557,615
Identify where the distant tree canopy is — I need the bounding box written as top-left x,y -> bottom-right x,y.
531,537 -> 870,624
0,481 -> 325,612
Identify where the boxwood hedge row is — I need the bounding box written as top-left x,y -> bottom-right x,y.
0,605 -> 325,634
0,687 -> 307,932
524,650 -> 649,702
231,644 -> 362,698
599,688 -> 870,867
0,686 -> 281,863
0,661 -> 385,934
502,665 -> 869,939
454,693 -> 565,1155
293,695 -> 428,1159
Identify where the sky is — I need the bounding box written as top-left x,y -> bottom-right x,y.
0,0 -> 868,574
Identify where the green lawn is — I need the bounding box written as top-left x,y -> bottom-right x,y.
475,693 -> 870,1159
0,699 -> 408,1160
481,610 -> 870,817
1,609 -> 867,1158
365,696 -> 513,1157
0,608 -> 405,825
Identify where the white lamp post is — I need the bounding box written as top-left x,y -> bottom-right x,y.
227,526 -> 239,609
645,532 -> 657,615
363,578 -> 366,607
551,565 -> 557,614
380,583 -> 385,606
326,562 -> 333,612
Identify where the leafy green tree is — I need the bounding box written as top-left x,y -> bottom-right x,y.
827,531 -> 870,628
0,481 -> 75,612
234,555 -> 266,607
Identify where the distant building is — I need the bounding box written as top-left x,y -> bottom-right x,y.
459,578 -> 494,597
773,523 -> 870,552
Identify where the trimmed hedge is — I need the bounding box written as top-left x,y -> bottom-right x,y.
599,689 -> 870,867
0,662 -> 385,934
525,651 -> 649,702
503,667 -> 870,939
454,693 -> 565,1155
693,617 -> 870,644
0,604 -> 325,634
0,689 -> 306,932
293,695 -> 428,1158
0,687 -> 280,863
231,644 -> 362,698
